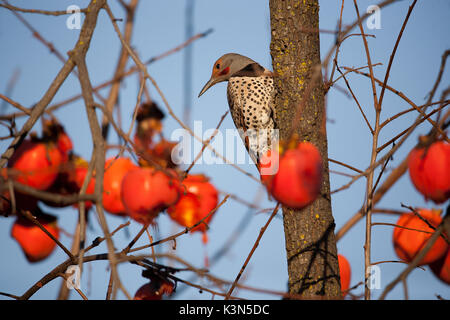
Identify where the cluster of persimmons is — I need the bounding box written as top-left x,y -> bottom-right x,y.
1,102 -> 220,299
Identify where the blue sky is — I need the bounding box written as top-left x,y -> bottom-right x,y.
0,0 -> 449,300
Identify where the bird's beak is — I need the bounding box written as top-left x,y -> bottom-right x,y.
198,78 -> 217,98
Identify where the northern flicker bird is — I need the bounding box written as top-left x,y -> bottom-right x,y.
198,53 -> 276,168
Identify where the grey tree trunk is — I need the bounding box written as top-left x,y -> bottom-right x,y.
269,0 -> 341,298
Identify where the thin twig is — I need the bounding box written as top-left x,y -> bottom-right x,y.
224,203 -> 281,300
0,2 -> 87,15
185,110 -> 229,175
129,195 -> 230,253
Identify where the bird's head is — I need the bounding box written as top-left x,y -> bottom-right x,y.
198,53 -> 258,97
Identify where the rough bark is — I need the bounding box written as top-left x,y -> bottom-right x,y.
269,0 -> 341,297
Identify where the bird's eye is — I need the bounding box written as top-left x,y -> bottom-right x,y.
215,64 -> 220,69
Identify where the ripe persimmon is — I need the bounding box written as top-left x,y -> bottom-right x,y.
121,167 -> 181,224
103,157 -> 138,215
168,174 -> 218,240
393,209 -> 448,265
408,141 -> 450,204
8,140 -> 62,190
11,213 -> 59,263
338,254 -> 351,297
261,142 -> 322,209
